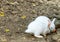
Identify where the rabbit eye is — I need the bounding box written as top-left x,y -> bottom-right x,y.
50,27 -> 53,30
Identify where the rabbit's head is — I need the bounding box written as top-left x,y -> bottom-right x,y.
50,18 -> 56,32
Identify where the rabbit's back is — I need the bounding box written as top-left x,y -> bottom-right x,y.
35,16 -> 51,24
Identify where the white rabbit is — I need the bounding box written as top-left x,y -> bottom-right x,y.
35,16 -> 56,32
25,16 -> 56,38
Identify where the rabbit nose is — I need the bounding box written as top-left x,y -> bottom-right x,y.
53,29 -> 57,32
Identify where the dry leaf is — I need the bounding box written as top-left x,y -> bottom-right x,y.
5,29 -> 10,32
21,15 -> 26,19
0,12 -> 4,16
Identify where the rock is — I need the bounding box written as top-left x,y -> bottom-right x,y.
52,34 -> 59,40
20,0 -> 24,2
32,3 -> 36,6
57,29 -> 60,34
31,10 -> 36,14
46,1 -> 56,4
55,20 -> 60,25
12,11 -> 18,14
57,39 -> 60,42
54,15 -> 60,20
0,35 -> 7,42
10,40 -> 16,42
52,30 -> 60,42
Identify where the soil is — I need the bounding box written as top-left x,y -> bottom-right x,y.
0,0 -> 60,42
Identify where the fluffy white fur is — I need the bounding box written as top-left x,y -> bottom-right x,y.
25,16 -> 56,38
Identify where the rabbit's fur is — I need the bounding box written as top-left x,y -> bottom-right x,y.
25,16 -> 56,38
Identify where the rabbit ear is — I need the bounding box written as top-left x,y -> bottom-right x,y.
52,18 -> 56,23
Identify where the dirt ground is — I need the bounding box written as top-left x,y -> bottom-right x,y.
0,0 -> 60,42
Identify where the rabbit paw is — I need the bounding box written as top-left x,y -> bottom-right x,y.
34,35 -> 43,38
